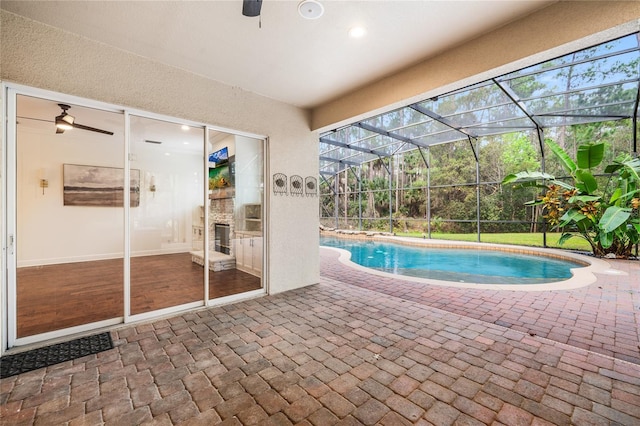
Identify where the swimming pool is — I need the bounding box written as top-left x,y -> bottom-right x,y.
321,236 -> 589,285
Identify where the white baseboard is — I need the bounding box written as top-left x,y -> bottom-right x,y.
17,244 -> 193,268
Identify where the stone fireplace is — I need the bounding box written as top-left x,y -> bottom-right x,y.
209,197 -> 235,256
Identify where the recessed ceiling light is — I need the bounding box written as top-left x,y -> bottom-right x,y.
298,0 -> 324,20
181,125 -> 189,131
183,141 -> 189,145
349,26 -> 366,38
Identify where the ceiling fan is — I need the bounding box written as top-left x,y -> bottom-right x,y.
242,1 -> 324,20
242,0 -> 262,17
54,104 -> 113,135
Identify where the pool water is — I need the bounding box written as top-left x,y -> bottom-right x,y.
320,237 -> 586,284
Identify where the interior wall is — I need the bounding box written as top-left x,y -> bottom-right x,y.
15,115 -> 202,267
16,115 -> 125,266
129,119 -> 203,257
311,1 -> 640,131
1,10 -> 320,293
234,135 -> 262,208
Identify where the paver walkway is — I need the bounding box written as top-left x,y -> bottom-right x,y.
321,247 -> 640,365
2,274 -> 639,425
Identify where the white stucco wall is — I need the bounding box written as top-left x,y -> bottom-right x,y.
1,10 -> 320,294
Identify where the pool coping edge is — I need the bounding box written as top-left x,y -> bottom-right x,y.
321,235 -> 621,291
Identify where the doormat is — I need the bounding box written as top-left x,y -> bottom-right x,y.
0,332 -> 113,379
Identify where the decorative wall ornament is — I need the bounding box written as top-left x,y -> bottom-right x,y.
305,176 -> 317,196
273,173 -> 288,196
290,175 -> 304,196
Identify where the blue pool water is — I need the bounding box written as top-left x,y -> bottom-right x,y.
320,237 -> 586,284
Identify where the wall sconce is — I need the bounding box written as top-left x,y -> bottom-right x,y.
149,175 -> 156,196
39,168 -> 48,195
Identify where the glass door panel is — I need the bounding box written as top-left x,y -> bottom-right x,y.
208,131 -> 264,299
15,95 -> 125,338
129,116 -> 205,315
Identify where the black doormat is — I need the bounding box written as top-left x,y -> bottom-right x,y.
0,332 -> 113,379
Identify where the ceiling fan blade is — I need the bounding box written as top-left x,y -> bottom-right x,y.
17,115 -> 53,124
242,0 -> 262,17
72,122 -> 114,135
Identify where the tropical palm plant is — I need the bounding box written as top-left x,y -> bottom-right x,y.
502,140 -> 640,258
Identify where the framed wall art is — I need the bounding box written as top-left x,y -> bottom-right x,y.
63,164 -> 140,207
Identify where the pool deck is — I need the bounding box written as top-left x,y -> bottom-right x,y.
320,244 -> 640,365
1,248 -> 638,424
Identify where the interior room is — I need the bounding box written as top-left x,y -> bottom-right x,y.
14,94 -> 263,340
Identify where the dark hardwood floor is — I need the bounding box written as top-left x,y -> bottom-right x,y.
130,253 -> 205,316
17,258 -> 124,338
16,253 -> 261,338
208,268 -> 264,299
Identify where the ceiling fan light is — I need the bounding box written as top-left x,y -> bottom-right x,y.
55,114 -> 74,130
55,122 -> 72,130
298,0 -> 324,20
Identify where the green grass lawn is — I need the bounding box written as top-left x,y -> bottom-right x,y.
393,231 -> 593,252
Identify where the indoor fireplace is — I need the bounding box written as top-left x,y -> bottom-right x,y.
214,223 -> 230,254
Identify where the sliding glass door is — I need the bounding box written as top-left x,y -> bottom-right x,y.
208,131 -> 264,300
13,94 -> 125,339
5,88 -> 265,349
129,115 -> 205,316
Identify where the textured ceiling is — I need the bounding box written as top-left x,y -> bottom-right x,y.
1,0 -> 555,109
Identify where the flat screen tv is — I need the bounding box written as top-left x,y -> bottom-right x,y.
208,146 -> 229,166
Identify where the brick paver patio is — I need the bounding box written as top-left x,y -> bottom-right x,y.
1,257 -> 639,425
321,247 -> 640,365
